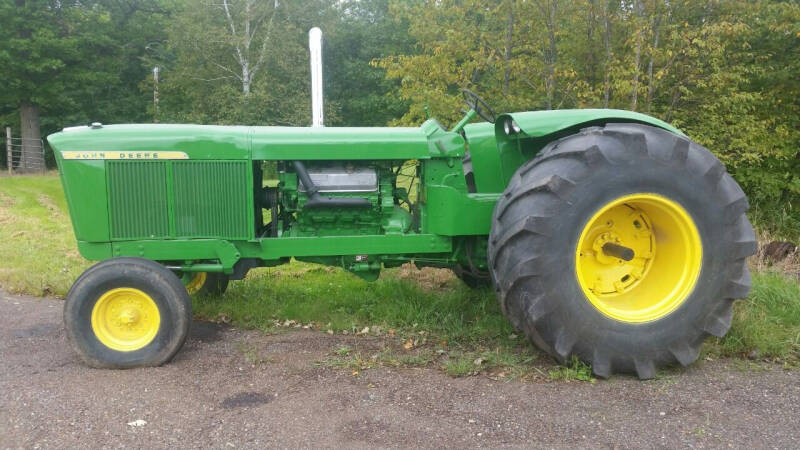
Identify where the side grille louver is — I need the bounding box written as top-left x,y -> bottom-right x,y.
108,161 -> 169,239
173,161 -> 249,239
107,160 -> 249,240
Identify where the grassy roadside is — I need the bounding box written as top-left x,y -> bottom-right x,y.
0,175 -> 90,295
1,174 -> 798,379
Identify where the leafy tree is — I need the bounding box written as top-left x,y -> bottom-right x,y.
156,0 -> 339,126
89,0 -> 172,125
0,0 -> 109,168
325,0 -> 415,126
378,0 -> 799,220
0,0 -> 171,167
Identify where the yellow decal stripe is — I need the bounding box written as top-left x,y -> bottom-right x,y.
62,151 -> 189,160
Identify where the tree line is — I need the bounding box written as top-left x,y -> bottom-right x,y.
1,0 -> 797,219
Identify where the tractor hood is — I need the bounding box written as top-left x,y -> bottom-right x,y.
250,124 -> 439,160
48,122 -> 444,161
495,109 -> 684,138
48,124 -> 253,161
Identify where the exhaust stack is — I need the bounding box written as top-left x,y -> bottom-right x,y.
309,27 -> 323,127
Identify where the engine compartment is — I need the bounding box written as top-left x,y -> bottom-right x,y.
269,161 -> 415,239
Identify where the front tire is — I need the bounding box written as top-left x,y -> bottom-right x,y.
64,257 -> 192,368
488,123 -> 756,379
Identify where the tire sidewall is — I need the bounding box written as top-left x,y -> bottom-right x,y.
488,125 -> 743,371
549,154 -> 727,360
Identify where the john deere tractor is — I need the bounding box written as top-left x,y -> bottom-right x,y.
48,87 -> 755,378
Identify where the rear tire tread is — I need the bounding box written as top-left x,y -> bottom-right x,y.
669,341 -> 702,367
702,302 -> 735,338
488,123 -> 755,379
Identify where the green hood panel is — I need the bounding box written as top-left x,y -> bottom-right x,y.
251,125 -> 434,160
496,109 -> 684,138
47,124 -> 252,160
48,123 -> 435,161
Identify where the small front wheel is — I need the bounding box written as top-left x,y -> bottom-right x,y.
64,257 -> 192,368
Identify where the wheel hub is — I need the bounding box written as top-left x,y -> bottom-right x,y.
91,288 -> 160,351
582,220 -> 653,294
575,193 -> 702,323
117,307 -> 140,325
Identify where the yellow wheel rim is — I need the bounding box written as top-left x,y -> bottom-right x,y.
575,193 -> 702,323
91,288 -> 161,351
185,272 -> 207,294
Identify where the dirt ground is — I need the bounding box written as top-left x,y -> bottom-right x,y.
1,291 -> 799,449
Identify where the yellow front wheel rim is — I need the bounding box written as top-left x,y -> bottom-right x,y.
575,193 -> 702,323
91,288 -> 161,351
185,272 -> 207,294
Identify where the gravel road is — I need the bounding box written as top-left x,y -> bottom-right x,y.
1,291 -> 798,449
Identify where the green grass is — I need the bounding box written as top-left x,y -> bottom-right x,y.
192,263 -> 515,345
0,174 -> 90,295
707,272 -> 800,362
748,201 -> 800,244
548,356 -> 596,382
1,174 -> 798,380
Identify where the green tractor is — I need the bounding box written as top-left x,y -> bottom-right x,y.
48,83 -> 755,378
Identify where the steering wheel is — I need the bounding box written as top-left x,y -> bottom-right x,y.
462,89 -> 496,123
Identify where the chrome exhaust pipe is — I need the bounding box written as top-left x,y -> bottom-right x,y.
309,27 -> 323,127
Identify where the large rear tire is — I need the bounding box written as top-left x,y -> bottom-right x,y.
488,123 -> 756,379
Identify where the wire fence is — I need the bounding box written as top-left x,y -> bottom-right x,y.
4,128 -> 46,174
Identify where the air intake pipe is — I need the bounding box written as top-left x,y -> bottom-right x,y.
309,27 -> 324,128
296,30 -> 367,207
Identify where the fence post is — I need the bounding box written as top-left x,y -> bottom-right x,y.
5,127 -> 11,175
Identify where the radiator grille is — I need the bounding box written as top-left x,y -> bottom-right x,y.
173,161 -> 250,239
107,161 -> 169,239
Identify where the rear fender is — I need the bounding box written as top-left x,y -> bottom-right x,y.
464,109 -> 684,193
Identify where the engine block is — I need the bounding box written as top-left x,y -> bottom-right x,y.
278,162 -> 407,238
